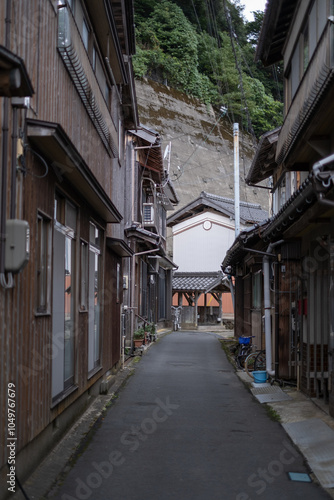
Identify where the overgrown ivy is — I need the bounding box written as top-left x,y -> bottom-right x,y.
133,0 -> 283,138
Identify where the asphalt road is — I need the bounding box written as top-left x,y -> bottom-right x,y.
51,331 -> 331,500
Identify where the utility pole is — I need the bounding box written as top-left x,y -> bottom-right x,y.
234,123 -> 240,238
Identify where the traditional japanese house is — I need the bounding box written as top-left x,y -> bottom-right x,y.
124,126 -> 179,342
168,191 -> 269,329
222,0 -> 334,417
0,0 -> 140,490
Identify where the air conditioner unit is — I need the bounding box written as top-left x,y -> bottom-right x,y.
148,257 -> 159,274
143,203 -> 155,226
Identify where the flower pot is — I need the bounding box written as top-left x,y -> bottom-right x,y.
134,338 -> 144,347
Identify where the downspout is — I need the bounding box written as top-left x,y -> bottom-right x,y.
0,0 -> 13,288
263,240 -> 284,376
274,260 -> 279,380
10,106 -> 18,219
227,274 -> 235,312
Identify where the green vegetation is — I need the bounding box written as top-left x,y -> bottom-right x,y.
265,405 -> 282,422
133,0 -> 283,138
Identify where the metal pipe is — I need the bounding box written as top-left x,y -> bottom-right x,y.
233,123 -> 240,238
10,106 -> 18,219
263,240 -> 284,376
0,97 -> 9,275
274,261 -> 279,380
0,0 -> 14,288
242,247 -> 276,257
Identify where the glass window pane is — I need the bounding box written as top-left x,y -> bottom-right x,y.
303,23 -> 309,72
37,215 -> 51,313
64,236 -> 75,386
82,18 -> 89,51
94,253 -> 100,363
80,241 -> 88,310
66,201 -> 77,231
252,272 -> 261,309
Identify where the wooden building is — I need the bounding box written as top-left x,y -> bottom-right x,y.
124,126 -> 179,340
222,0 -> 334,417
0,0 -> 144,491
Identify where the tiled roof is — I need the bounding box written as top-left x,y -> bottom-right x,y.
172,272 -> 230,293
201,192 -> 269,223
167,191 -> 269,226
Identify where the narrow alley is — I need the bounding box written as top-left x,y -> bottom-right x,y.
47,331 -> 330,500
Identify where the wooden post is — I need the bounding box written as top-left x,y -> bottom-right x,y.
218,292 -> 223,323
195,291 -> 199,329
178,292 -> 183,307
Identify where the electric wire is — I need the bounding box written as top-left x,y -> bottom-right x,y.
169,109 -> 226,181
223,0 -> 257,147
190,0 -> 234,123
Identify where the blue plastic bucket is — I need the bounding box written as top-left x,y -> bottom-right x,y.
253,371 -> 267,383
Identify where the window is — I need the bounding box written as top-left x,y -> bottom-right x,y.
302,22 -> 309,72
80,240 -> 88,311
52,195 -> 77,400
290,45 -> 300,99
158,268 -> 166,320
116,262 -> 121,303
36,214 -> 51,314
82,18 -> 89,52
67,0 -> 75,12
273,176 -> 286,213
92,46 -> 96,71
88,222 -> 102,373
252,271 -> 262,310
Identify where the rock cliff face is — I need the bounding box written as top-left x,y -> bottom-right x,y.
135,79 -> 270,212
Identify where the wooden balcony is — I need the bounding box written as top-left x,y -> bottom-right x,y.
57,5 -> 118,157
277,20 -> 334,168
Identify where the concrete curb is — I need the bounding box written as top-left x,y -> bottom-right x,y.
236,370 -> 334,499
11,358 -> 140,500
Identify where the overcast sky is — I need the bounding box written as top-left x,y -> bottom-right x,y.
241,0 -> 267,21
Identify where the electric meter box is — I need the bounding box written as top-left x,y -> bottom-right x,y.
5,219 -> 30,273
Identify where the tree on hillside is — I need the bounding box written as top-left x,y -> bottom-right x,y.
133,0 -> 283,138
134,0 -> 216,101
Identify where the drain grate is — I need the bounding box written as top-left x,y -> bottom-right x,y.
251,385 -> 292,403
251,385 -> 284,394
288,472 -> 312,483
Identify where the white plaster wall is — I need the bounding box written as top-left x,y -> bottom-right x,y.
172,211 -> 239,272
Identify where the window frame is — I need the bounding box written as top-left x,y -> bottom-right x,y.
52,192 -> 78,402
36,212 -> 52,315
88,221 -> 103,374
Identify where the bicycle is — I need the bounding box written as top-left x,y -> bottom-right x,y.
244,350 -> 266,378
171,306 -> 182,331
235,336 -> 255,370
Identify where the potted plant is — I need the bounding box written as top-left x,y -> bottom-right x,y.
133,327 -> 145,347
146,323 -> 156,342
